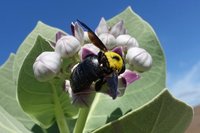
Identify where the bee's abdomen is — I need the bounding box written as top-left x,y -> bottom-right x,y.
70,56 -> 103,93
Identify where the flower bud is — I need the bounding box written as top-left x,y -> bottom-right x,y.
95,17 -> 109,35
126,47 -> 152,72
55,35 -> 81,58
110,20 -> 126,37
116,35 -> 139,50
33,52 -> 61,82
99,33 -> 116,49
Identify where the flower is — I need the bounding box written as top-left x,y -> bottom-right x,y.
63,18 -> 153,107
75,46 -> 140,98
33,18 -> 153,107
95,17 -> 126,37
33,52 -> 62,82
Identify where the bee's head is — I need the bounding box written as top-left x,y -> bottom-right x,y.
98,51 -> 124,74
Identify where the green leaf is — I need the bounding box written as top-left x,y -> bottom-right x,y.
93,89 -> 193,133
17,35 -> 78,128
0,106 -> 32,133
13,21 -> 65,82
80,7 -> 167,133
0,54 -> 34,129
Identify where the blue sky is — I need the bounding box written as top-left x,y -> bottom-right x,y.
1,0 -> 200,106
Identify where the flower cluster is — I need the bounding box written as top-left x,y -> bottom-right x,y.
33,18 -> 152,107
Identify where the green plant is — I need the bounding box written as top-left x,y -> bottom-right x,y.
0,7 -> 193,133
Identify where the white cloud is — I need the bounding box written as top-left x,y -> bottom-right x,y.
168,62 -> 200,107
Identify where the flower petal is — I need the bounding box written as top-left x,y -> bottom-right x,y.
56,31 -> 66,42
117,76 -> 126,97
117,70 -> 139,97
120,69 -> 140,86
78,43 -> 99,60
110,20 -> 126,37
112,47 -> 124,57
73,22 -> 84,45
83,31 -> 91,43
95,17 -> 109,35
81,47 -> 97,60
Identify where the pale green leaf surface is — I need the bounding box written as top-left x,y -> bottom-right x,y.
93,89 -> 193,133
13,21 -> 65,82
0,106 -> 31,133
82,7 -> 166,133
17,36 -> 78,128
0,54 -> 34,129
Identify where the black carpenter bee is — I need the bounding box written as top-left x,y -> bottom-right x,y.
70,20 -> 125,99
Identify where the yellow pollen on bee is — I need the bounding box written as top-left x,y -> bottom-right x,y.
104,51 -> 123,72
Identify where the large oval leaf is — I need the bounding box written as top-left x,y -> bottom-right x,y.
93,89 -> 193,133
81,7 -> 166,132
0,106 -> 32,133
0,54 -> 34,129
13,21 -> 65,82
17,35 -> 78,128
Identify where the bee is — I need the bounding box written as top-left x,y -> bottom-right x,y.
70,20 -> 125,99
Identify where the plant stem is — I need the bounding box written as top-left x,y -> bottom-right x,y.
73,108 -> 90,133
41,128 -> 48,133
51,81 -> 70,133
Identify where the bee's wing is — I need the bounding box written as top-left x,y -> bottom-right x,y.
77,20 -> 107,51
106,72 -> 118,99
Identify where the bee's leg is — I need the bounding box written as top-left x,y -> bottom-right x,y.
95,78 -> 106,91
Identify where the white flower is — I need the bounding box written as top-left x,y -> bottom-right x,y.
55,35 -> 81,58
116,34 -> 139,50
33,52 -> 61,82
126,47 -> 152,72
99,33 -> 116,49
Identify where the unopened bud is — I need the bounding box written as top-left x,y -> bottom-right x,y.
55,35 -> 81,58
33,52 -> 61,82
116,35 -> 139,50
99,33 -> 116,49
126,47 -> 152,72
